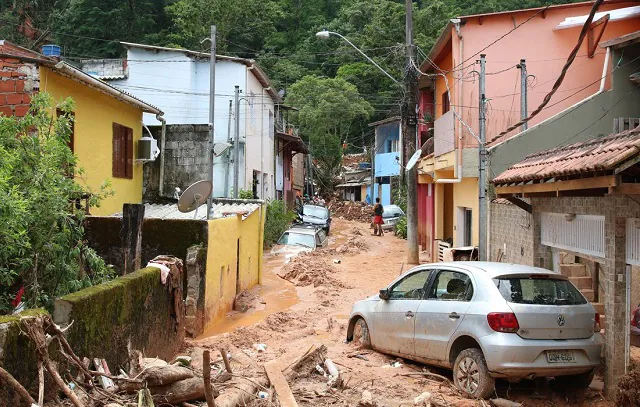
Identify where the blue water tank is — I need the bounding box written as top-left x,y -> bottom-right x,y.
42,45 -> 61,57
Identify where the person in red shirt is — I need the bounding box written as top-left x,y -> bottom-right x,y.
372,198 -> 384,236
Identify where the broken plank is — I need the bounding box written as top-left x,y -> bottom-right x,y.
264,360 -> 299,407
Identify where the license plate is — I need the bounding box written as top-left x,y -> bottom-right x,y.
546,350 -> 576,363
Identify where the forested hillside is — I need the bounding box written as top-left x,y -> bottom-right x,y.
1,0 -> 579,184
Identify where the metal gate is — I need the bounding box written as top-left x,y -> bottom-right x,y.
540,213 -> 605,258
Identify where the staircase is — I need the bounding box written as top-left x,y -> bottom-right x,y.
560,262 -> 605,331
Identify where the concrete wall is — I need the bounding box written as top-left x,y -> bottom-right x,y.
204,208 -> 264,326
489,200 -> 535,264
40,67 -> 145,216
143,124 -> 211,201
53,267 -> 184,370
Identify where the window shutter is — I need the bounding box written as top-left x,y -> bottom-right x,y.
113,123 -> 124,177
125,126 -> 133,179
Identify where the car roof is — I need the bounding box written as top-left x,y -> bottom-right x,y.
385,205 -> 403,211
304,204 -> 328,210
427,261 -> 561,279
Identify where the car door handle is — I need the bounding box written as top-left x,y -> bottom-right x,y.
449,312 -> 460,320
405,311 -> 414,318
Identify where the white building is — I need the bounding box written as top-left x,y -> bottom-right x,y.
82,42 -> 281,199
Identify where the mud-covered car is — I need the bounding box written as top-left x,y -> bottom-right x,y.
270,225 -> 328,261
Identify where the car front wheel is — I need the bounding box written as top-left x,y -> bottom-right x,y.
351,318 -> 371,349
453,348 -> 495,399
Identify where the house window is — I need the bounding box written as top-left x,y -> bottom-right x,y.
56,109 -> 75,152
112,122 -> 133,179
388,138 -> 398,153
442,91 -> 450,115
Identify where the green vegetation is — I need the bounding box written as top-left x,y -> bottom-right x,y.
0,93 -> 113,314
238,189 -> 255,200
264,200 -> 297,247
395,216 -> 408,239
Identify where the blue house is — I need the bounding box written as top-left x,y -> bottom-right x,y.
370,117 -> 401,206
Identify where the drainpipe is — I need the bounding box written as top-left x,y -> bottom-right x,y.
436,28 -> 463,185
156,113 -> 167,197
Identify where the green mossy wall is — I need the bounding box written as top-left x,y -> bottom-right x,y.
0,309 -> 49,405
53,267 -> 184,371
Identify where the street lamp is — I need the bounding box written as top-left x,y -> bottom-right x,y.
315,29 -> 400,85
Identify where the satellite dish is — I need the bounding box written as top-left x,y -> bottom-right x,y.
406,149 -> 422,172
213,142 -> 232,157
178,180 -> 212,219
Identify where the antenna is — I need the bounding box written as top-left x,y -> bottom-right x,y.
178,180 -> 213,219
406,149 -> 422,172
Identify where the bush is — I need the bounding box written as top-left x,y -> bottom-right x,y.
393,182 -> 407,213
394,216 -> 407,239
238,189 -> 254,199
0,94 -> 113,314
264,200 -> 296,247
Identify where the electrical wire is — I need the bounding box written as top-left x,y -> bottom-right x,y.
493,0 -> 605,140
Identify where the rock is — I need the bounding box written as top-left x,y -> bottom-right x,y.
171,355 -> 192,367
143,358 -> 168,368
491,399 -> 522,407
414,391 -> 432,405
358,390 -> 377,407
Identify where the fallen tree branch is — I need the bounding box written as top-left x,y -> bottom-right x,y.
0,366 -> 37,406
203,350 -> 217,406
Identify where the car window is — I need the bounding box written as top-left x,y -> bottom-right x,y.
303,206 -> 328,219
277,232 -> 315,248
389,270 -> 431,300
427,270 -> 474,301
317,229 -> 327,242
493,277 -> 587,305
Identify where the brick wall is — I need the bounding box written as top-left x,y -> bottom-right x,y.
489,200 -> 535,265
530,195 -> 640,394
0,57 -> 38,117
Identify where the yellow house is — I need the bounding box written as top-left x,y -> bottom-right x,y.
0,41 -> 164,216
39,63 -> 164,215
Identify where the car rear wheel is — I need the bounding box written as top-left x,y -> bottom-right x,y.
554,369 -> 595,389
453,348 -> 495,399
352,318 -> 371,349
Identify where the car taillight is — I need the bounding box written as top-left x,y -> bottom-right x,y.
595,313 -> 601,333
487,312 -> 519,333
632,309 -> 638,327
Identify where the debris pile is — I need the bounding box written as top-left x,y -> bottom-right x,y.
335,236 -> 369,255
278,253 -> 348,288
327,200 -> 373,223
617,366 -> 640,406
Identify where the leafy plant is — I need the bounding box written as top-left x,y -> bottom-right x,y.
238,189 -> 255,199
263,199 -> 296,247
392,182 -> 407,213
395,216 -> 407,240
0,93 -> 114,314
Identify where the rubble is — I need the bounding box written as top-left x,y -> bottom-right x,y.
327,199 -> 373,223
616,366 -> 640,406
278,253 -> 349,288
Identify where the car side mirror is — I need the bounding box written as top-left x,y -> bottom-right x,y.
379,289 -> 390,300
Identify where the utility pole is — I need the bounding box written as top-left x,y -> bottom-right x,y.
518,59 -> 528,132
370,139 -> 375,203
224,99 -> 232,197
307,140 -> 314,197
478,54 -> 487,261
404,0 -> 419,265
206,25 -> 216,219
233,85 -> 241,198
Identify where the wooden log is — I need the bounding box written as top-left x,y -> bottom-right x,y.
151,377 -> 205,404
143,366 -> 195,387
220,348 -> 232,374
203,350 -> 216,407
0,366 -> 36,406
122,203 -> 145,275
264,360 -> 298,407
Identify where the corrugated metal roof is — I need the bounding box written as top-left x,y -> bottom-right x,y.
112,201 -> 261,220
493,125 -> 640,185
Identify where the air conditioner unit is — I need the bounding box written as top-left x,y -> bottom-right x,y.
138,136 -> 159,162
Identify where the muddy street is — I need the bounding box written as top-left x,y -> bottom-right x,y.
187,219 -> 612,407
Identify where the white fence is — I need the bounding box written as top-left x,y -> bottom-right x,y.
540,213 -> 605,258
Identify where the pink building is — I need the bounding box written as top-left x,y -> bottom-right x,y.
416,1 -> 640,260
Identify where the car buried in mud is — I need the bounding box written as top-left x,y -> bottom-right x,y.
270,225 -> 328,262
346,262 -> 603,399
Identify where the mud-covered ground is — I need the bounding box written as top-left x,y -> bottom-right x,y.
187,219 -> 614,407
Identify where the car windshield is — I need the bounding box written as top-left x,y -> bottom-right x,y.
303,206 -> 328,219
493,276 -> 587,305
277,232 -> 315,248
383,207 -> 404,219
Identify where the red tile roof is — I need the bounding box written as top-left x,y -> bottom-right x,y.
492,126 -> 640,185
0,40 -> 53,62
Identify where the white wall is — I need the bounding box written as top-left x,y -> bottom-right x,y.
109,47 -> 277,198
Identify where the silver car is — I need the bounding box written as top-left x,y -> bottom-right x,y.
346,262 -> 602,399
381,204 -> 405,231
